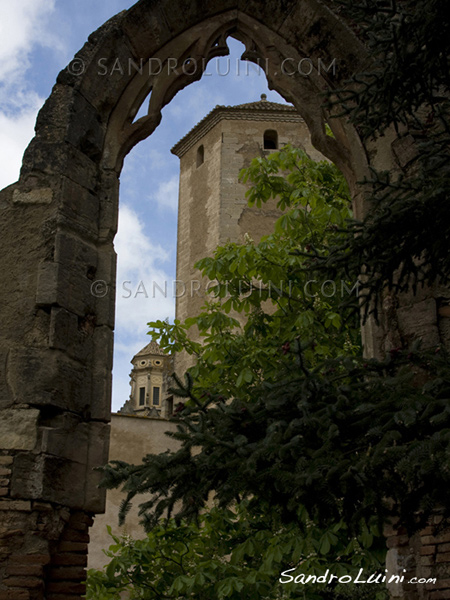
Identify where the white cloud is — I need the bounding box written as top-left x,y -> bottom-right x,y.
0,0 -> 60,188
0,0 -> 59,83
114,204 -> 175,338
166,83 -> 222,125
151,176 -> 179,213
0,96 -> 43,189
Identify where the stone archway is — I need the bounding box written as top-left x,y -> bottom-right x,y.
0,1 -> 420,597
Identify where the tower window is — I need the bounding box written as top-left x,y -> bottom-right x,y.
152,387 -> 161,406
139,387 -> 146,406
196,144 -> 204,167
263,130 -> 278,150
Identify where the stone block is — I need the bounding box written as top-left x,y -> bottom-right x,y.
430,592 -> 450,599
430,579 -> 450,590
5,593 -> 30,600
12,188 -> 53,205
0,501 -> 31,512
121,4 -> 174,58
61,528 -> 90,544
7,348 -> 91,414
59,178 -> 100,241
83,421 -> 110,513
37,231 -> 101,317
392,134 -> 418,169
397,298 -> 439,349
9,418 -> 109,511
33,84 -> 106,156
48,307 -> 77,350
6,564 -> 44,577
0,409 -> 39,451
40,416 -> 89,466
54,230 -> 98,281
92,246 -> 116,328
21,139 -> 98,192
49,307 -> 95,364
68,511 -> 93,527
438,543 -> 450,552
5,577 -> 42,590
36,262 -> 59,307
11,454 -> 86,509
90,326 -> 113,421
122,1 -> 237,59
30,85 -> 69,137
420,545 -> 436,556
97,170 -> 119,243
436,552 -> 450,563
64,99 -> 106,164
47,581 -> 86,595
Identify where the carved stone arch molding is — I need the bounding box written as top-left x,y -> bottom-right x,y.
0,1 -> 397,597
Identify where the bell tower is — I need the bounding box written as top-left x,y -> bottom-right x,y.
119,341 -> 173,418
171,95 -> 324,372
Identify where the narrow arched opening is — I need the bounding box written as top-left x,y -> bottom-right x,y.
196,144 -> 205,167
263,129 -> 278,150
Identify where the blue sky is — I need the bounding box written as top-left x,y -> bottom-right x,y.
0,1 -> 289,411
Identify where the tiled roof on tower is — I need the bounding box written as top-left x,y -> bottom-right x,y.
171,94 -> 302,158
232,94 -> 296,111
133,341 -> 165,359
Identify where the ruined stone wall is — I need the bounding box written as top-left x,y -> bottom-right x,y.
0,452 -> 94,599
385,516 -> 450,600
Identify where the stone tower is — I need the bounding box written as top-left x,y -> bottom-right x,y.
119,341 -> 173,418
171,94 -> 324,372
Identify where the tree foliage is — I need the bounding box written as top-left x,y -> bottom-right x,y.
93,1 -> 450,596
149,147 -> 358,401
92,149 -> 392,598
99,137 -> 450,537
321,0 -> 450,317
87,502 -> 387,600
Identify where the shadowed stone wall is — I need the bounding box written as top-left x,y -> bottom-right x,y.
88,414 -> 178,570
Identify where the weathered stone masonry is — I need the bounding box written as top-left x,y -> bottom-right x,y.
1,1 -> 449,597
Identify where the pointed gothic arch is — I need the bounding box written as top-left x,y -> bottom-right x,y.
0,1 -> 411,597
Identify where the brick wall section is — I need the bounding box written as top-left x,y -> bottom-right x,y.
385,514 -> 450,599
0,478 -> 93,600
46,511 -> 93,599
